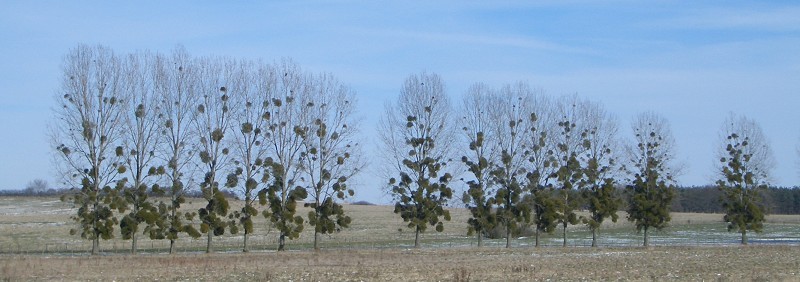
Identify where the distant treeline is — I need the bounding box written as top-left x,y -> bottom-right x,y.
0,188 -> 238,200
4,186 -> 799,214
671,186 -> 800,215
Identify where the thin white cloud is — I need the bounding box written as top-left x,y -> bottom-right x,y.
353,27 -> 591,54
653,6 -> 800,31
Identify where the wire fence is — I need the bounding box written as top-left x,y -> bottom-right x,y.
2,231 -> 799,256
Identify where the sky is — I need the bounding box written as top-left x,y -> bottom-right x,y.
1,1 -> 799,204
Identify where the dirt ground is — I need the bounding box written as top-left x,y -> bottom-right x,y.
2,245 -> 799,281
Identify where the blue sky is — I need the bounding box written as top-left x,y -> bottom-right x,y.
1,1 -> 799,203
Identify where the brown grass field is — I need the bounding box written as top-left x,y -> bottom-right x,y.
1,196 -> 800,281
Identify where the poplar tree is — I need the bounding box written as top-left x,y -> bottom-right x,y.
459,83 -> 497,247
149,47 -> 201,254
52,45 -> 127,255
298,73 -> 363,250
550,96 -> 588,247
118,52 -> 162,254
260,59 -> 309,251
192,57 -> 238,253
380,72 -> 454,248
529,188 -> 560,247
226,61 -> 270,252
490,83 -> 534,248
716,114 -> 774,245
627,112 -> 677,247
579,101 -> 621,247
524,93 -> 558,248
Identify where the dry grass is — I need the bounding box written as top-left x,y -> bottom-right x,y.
1,246 -> 799,281
2,196 -> 800,253
2,196 -> 800,280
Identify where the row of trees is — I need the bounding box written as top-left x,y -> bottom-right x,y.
379,73 -> 776,247
52,45 -> 775,255
51,45 -> 363,255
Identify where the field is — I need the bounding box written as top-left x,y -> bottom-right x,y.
1,196 -> 800,280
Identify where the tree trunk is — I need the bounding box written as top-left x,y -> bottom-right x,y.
278,233 -> 286,251
535,229 -> 540,247
591,228 -> 597,248
414,227 -> 421,248
643,226 -> 649,247
92,205 -> 99,255
742,230 -> 748,245
206,231 -> 212,253
132,232 -> 138,254
243,231 -> 249,252
91,237 -> 99,255
562,223 -> 567,247
477,232 -> 483,247
506,225 -> 511,248
169,239 -> 175,254
314,231 -> 320,251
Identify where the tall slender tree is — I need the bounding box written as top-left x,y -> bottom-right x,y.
118,51 -> 162,254
380,71 -> 454,248
149,47 -> 201,254
550,95 -> 588,247
459,83 -> 497,247
578,101 -> 621,247
52,45 -> 127,255
716,113 -> 774,245
226,60 -> 271,252
627,112 -> 678,247
261,59 -> 309,251
298,72 -> 364,250
524,93 -> 558,248
192,57 -> 238,253
489,83 -> 534,248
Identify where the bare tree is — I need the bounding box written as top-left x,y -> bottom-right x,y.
298,72 -> 364,250
226,60 -> 271,252
489,82 -> 535,248
380,71 -> 455,248
149,47 -> 201,254
578,100 -> 622,247
261,59 -> 310,251
52,45 -> 127,255
192,56 -> 238,253
626,112 -> 678,247
118,51 -> 162,254
550,94 -> 590,247
716,113 -> 775,245
25,179 -> 49,194
524,93 -> 559,248
459,83 -> 497,247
